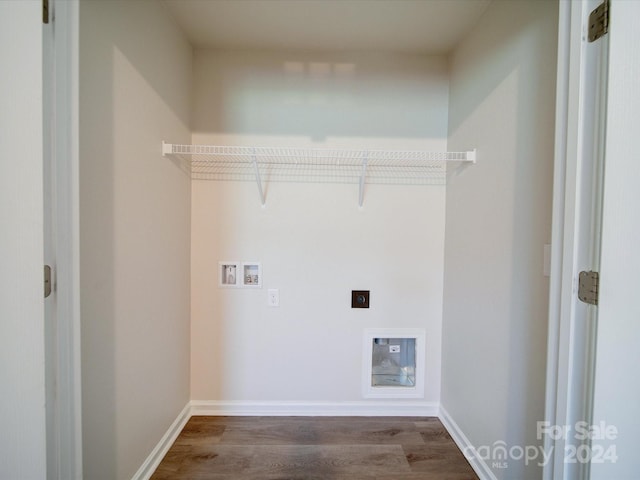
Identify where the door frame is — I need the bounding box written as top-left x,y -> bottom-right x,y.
44,0 -> 83,478
51,1 -> 600,479
543,0 -> 608,479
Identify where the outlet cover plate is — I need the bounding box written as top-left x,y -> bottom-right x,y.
268,288 -> 279,307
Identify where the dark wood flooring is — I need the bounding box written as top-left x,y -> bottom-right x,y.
151,416 -> 479,479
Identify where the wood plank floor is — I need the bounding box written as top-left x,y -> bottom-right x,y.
151,416 -> 479,479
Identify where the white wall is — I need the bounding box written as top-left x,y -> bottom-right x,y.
79,1 -> 192,478
442,1 -> 557,478
190,50 -> 449,406
0,1 -> 47,479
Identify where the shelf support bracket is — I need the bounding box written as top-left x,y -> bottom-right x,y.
358,152 -> 369,208
162,141 -> 173,157
251,148 -> 266,206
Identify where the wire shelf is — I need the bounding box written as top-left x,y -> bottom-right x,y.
162,142 -> 476,206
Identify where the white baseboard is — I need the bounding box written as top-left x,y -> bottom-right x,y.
438,405 -> 497,480
190,400 -> 439,417
131,402 -> 191,480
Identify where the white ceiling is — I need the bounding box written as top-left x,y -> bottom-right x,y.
162,0 -> 492,54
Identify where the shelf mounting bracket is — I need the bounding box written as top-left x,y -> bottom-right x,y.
358,152 -> 369,208
251,148 -> 266,206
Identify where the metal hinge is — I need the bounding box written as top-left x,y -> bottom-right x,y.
588,0 -> 609,42
44,265 -> 52,298
578,271 -> 599,305
43,0 -> 49,24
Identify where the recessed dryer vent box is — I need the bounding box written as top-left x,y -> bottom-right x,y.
362,328 -> 425,399
372,338 -> 415,387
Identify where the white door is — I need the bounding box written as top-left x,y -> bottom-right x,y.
590,1 -> 640,478
0,1 -> 47,479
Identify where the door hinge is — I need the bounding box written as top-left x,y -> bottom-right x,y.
44,265 -> 52,298
43,0 -> 49,24
578,271 -> 599,305
588,0 -> 609,42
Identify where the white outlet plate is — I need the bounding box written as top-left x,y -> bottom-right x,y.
268,289 -> 279,307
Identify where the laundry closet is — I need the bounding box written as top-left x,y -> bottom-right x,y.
78,1 -> 558,478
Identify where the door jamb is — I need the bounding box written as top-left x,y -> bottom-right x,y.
44,0 -> 82,478
544,0 -> 607,479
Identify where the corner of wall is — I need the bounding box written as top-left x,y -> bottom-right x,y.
79,1 -> 193,478
442,1 -> 558,478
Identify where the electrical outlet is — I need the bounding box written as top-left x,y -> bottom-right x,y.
351,290 -> 370,308
389,345 -> 400,353
268,289 -> 279,307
